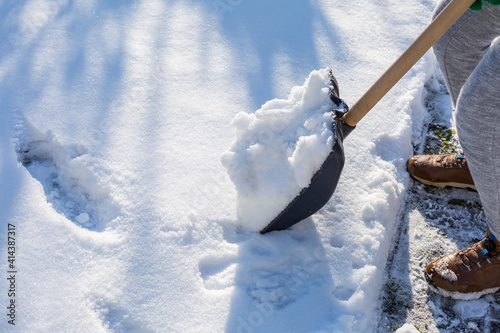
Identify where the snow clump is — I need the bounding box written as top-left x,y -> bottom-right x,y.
221,68 -> 337,231
434,255 -> 458,282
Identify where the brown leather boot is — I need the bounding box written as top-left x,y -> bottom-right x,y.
407,153 -> 476,190
425,230 -> 500,299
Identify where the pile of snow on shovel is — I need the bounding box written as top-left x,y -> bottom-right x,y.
222,68 -> 338,231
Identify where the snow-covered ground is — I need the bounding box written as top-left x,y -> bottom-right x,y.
0,0 -> 466,332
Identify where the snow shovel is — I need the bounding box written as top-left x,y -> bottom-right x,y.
261,0 -> 476,233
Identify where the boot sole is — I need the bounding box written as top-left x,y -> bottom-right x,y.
411,175 -> 476,191
425,272 -> 499,300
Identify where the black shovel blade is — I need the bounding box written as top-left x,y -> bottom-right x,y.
260,74 -> 355,234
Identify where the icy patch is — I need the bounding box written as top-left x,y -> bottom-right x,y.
16,118 -> 120,230
221,68 -> 336,231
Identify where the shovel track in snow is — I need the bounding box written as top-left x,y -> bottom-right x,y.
378,71 -> 500,332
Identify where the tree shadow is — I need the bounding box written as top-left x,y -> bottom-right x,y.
215,0 -> 347,109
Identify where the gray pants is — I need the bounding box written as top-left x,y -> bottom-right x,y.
433,1 -> 500,238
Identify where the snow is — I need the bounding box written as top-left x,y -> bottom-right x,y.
0,0 -> 462,332
221,68 -> 337,231
395,323 -> 420,333
432,255 -> 458,282
436,285 -> 500,301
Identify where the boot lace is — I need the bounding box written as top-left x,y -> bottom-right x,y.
440,153 -> 467,168
458,234 -> 498,270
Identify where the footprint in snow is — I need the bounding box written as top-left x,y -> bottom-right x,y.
15,118 -> 120,231
92,298 -> 154,333
333,285 -> 355,301
198,254 -> 237,291
247,250 -> 328,309
329,235 -> 344,248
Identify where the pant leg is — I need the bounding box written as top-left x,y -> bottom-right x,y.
432,1 -> 500,238
456,37 -> 500,239
432,1 -> 500,106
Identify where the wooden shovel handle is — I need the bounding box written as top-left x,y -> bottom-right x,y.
343,0 -> 476,127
